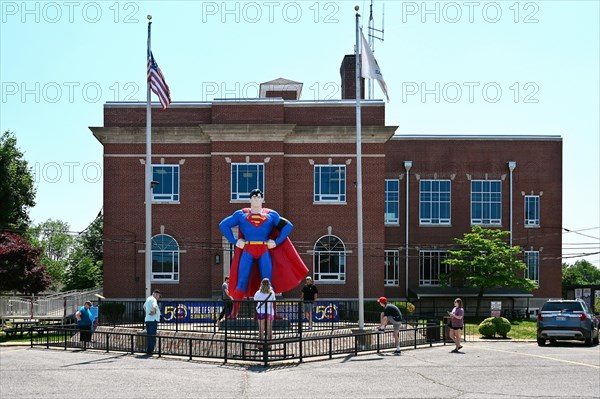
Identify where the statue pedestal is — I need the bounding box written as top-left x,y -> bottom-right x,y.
218,318 -> 291,331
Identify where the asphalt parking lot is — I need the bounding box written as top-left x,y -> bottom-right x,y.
1,341 -> 599,399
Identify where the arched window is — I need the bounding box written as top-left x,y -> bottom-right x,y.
151,234 -> 179,282
313,235 -> 346,282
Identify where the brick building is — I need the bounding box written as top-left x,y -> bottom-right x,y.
91,60 -> 562,311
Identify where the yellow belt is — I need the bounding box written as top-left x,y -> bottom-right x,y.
246,241 -> 268,245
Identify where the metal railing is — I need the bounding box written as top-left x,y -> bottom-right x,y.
0,288 -> 103,319
29,319 -> 449,366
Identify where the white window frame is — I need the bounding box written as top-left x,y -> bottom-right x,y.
152,164 -> 180,202
419,250 -> 449,286
151,234 -> 180,282
313,235 -> 346,282
525,195 -> 540,226
524,250 -> 540,285
471,180 -> 502,225
314,165 -> 346,203
385,179 -> 400,225
419,179 -> 451,225
384,250 -> 400,286
231,163 -> 264,201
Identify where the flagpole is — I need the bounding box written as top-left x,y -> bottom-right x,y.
354,6 -> 365,330
144,15 -> 153,300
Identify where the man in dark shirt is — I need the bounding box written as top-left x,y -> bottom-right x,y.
376,296 -> 403,354
301,276 -> 318,329
217,276 -> 233,323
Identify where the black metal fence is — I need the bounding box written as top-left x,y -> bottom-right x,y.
94,299 -> 401,338
29,320 -> 451,366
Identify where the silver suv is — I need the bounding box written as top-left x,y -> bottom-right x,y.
537,299 -> 599,346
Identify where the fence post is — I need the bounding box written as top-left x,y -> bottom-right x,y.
414,323 -> 417,349
298,301 -> 303,362
223,322 -> 228,364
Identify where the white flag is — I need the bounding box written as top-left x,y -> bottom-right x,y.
360,30 -> 389,102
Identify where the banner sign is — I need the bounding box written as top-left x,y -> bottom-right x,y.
161,302 -> 220,323
275,301 -> 340,322
160,301 -> 340,323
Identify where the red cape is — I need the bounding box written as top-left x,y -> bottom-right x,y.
228,230 -> 308,302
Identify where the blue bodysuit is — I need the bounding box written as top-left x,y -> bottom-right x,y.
219,208 -> 292,294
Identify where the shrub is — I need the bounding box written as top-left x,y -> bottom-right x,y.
493,317 -> 512,338
478,316 -> 512,338
478,320 -> 496,337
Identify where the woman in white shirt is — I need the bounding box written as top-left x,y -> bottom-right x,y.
254,278 -> 275,342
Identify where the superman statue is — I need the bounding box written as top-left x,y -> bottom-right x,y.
219,189 -> 308,309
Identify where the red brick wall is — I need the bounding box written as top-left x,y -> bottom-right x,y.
100,102 -> 561,301
384,138 -> 563,299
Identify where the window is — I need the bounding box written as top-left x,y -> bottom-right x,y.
524,251 -> 539,285
420,180 -> 451,225
231,163 -> 264,201
151,234 -> 179,282
313,235 -> 346,281
471,180 -> 501,225
525,195 -> 540,226
384,250 -> 399,286
419,250 -> 449,286
152,165 -> 179,202
385,179 -> 399,224
314,165 -> 346,203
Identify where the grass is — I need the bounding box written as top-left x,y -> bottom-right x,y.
464,317 -> 537,340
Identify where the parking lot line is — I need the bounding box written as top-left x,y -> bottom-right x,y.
479,346 -> 600,369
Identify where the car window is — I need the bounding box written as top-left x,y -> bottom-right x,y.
541,302 -> 583,312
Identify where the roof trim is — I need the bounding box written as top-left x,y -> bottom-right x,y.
103,99 -> 385,108
392,134 -> 562,141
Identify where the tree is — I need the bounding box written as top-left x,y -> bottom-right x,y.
0,131 -> 36,232
0,231 -> 51,295
27,219 -> 74,290
563,260 -> 600,286
63,214 -> 103,291
444,226 -> 537,317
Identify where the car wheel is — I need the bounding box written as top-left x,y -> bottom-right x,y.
593,328 -> 599,345
537,338 -> 546,346
584,336 -> 592,346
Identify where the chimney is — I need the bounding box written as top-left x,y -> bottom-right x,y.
340,54 -> 364,100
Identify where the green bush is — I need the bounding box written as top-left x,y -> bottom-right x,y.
478,316 -> 512,338
478,320 -> 496,337
494,317 -> 512,338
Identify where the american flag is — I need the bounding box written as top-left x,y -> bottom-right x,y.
147,51 -> 171,110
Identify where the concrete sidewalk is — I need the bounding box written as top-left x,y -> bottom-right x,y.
1,341 -> 599,398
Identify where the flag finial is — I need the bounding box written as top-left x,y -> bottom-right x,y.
147,15 -> 152,20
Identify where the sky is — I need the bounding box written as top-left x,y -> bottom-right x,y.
1,0 -> 598,266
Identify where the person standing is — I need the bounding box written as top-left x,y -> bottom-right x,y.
376,297 -> 403,354
449,297 -> 464,353
75,300 -> 93,348
143,289 -> 161,355
217,276 -> 233,323
300,276 -> 318,329
254,278 -> 275,344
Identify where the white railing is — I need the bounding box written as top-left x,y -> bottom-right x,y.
0,288 -> 103,319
